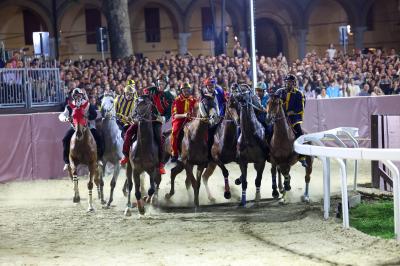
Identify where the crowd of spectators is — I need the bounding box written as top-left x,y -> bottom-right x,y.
2,44 -> 400,106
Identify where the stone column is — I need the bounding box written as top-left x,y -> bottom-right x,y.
102,0 -> 133,59
178,32 -> 191,55
239,31 -> 248,50
296,29 -> 308,59
353,26 -> 367,50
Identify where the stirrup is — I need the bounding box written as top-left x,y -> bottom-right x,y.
98,161 -> 103,167
63,164 -> 69,171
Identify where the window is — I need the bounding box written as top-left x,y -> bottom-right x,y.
366,6 -> 374,31
145,8 -> 161,42
22,9 -> 47,45
201,7 -> 214,41
85,8 -> 102,44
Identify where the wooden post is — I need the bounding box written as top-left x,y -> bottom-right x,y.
371,114 -> 380,188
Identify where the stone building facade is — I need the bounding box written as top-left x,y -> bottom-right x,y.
0,0 -> 399,60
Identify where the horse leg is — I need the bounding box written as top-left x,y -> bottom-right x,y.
301,156 -> 313,203
202,162 -> 217,202
239,163 -> 248,207
70,162 -> 80,203
280,167 -> 291,204
122,179 -> 128,197
87,164 -> 97,212
254,162 -> 266,205
218,162 -> 231,200
124,163 -> 133,216
133,169 -> 145,216
271,164 -> 280,199
278,169 -> 283,194
194,165 -> 206,208
97,163 -> 105,205
146,169 -> 156,204
106,163 -> 120,208
185,164 -> 196,206
151,170 -> 161,206
165,162 -> 184,199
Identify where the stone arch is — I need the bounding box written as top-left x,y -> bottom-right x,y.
129,0 -> 184,35
255,17 -> 288,58
183,0 -> 244,35
57,0 -> 104,27
0,0 -> 53,35
304,0 -> 357,26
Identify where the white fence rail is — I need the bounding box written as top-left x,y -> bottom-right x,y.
294,127 -> 400,241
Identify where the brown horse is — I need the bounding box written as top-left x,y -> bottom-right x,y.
164,94 -> 219,207
201,93 -> 240,201
67,112 -> 102,212
266,92 -> 313,203
233,85 -> 269,207
125,96 -> 161,216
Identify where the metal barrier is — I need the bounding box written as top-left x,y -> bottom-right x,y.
0,68 -> 64,109
295,127 -> 400,241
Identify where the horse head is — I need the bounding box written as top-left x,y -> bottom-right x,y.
101,92 -> 116,119
134,96 -> 153,122
198,90 -> 219,127
225,92 -> 240,125
266,90 -> 284,124
72,110 -> 88,141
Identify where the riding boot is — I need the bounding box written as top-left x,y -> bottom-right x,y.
120,124 -> 137,165
293,123 -> 307,167
62,128 -> 75,170
153,122 -> 166,174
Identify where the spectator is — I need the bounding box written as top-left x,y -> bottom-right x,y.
326,80 -> 340,98
317,88 -> 329,99
358,84 -> 371,96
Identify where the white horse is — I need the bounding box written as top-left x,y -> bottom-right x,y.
100,93 -> 124,208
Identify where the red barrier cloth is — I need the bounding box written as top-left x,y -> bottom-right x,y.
0,114 -> 33,182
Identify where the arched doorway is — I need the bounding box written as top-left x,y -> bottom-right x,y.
255,18 -> 283,57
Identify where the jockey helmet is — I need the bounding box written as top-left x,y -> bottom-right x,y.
125,79 -> 136,91
284,74 -> 297,89
181,82 -> 191,90
72,88 -> 84,99
157,74 -> 169,84
204,78 -> 217,87
256,82 -> 267,91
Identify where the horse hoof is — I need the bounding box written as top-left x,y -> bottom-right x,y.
124,207 -> 132,217
148,188 -> 155,197
102,204 -> 111,209
255,192 -> 261,202
224,191 -> 231,199
87,207 -> 95,213
101,200 -> 106,205
208,196 -> 216,203
165,193 -> 173,200
272,190 -> 280,199
301,195 -> 310,203
284,182 -> 291,191
137,200 -> 145,215
73,196 -> 80,203
238,202 -> 246,208
234,178 -> 241,185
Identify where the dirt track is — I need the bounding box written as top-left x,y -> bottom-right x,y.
1,161 -> 400,266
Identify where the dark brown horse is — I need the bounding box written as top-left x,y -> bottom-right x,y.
201,93 -> 240,201
164,94 -> 219,207
67,113 -> 102,212
125,96 -> 161,216
266,92 -> 313,203
232,85 -> 269,207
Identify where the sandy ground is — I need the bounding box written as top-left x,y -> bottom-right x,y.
1,160 -> 400,266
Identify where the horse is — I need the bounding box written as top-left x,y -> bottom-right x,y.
266,92 -> 314,203
233,84 -> 269,207
164,93 -> 219,207
125,96 -> 161,216
67,108 -> 102,212
201,91 -> 240,201
99,93 -> 124,208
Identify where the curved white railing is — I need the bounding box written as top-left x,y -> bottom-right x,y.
294,127 -> 400,241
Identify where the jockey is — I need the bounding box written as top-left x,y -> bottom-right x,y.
255,82 -> 273,145
170,82 -> 197,163
59,88 -> 103,171
119,87 -> 166,174
281,74 -> 307,167
114,79 -> 136,136
202,77 -> 227,159
147,74 -> 175,122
